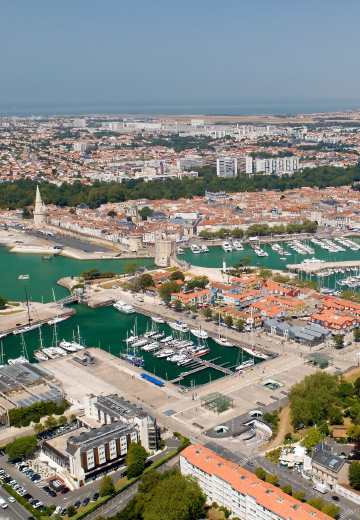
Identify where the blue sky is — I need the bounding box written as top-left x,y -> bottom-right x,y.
1,0 -> 360,108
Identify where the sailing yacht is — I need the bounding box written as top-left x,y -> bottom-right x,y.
213,313 -> 233,347
190,327 -> 209,339
34,327 -> 49,362
8,334 -> 29,365
47,288 -> 70,325
13,286 -> 40,335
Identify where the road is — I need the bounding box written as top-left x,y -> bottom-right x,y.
0,486 -> 30,520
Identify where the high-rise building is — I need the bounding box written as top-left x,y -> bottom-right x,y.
246,156 -> 299,175
216,157 -> 238,178
180,445 -> 332,520
74,118 -> 87,128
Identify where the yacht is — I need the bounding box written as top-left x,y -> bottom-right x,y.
168,321 -> 190,333
47,316 -> 70,326
241,346 -> 268,360
235,359 -> 254,371
59,340 -> 78,353
200,245 -> 209,253
18,275 -> 30,280
43,347 -> 61,359
121,352 -> 145,367
177,247 -> 185,255
221,241 -> 232,252
192,346 -> 210,357
213,336 -> 233,347
113,300 -> 136,314
8,356 -> 28,365
191,244 -> 201,254
34,351 -> 49,362
190,328 -> 209,339
13,323 -> 40,335
233,241 -> 244,251
151,315 -> 165,324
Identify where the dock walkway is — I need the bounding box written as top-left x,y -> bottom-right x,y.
286,260 -> 360,274
169,356 -> 234,383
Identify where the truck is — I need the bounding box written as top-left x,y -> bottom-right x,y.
313,483 -> 327,494
0,496 -> 8,508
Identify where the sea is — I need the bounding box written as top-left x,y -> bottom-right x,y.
0,100 -> 360,117
1,236 -> 360,387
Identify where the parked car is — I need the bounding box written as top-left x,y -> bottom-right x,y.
82,498 -> 90,507
48,490 -> 57,498
74,501 -> 81,509
92,493 -> 100,501
61,487 -> 70,494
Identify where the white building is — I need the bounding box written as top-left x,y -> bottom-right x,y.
216,157 -> 238,178
246,156 -> 299,175
74,118 -> 87,128
73,142 -> 88,152
180,445 -> 332,520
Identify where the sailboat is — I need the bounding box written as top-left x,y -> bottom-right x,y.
151,298 -> 165,324
0,343 -> 5,368
13,285 -> 41,335
34,327 -> 49,362
47,288 -> 70,325
213,312 -> 233,347
8,334 -> 29,364
121,318 -> 145,367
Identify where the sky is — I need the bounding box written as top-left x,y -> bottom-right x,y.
1,0 -> 360,112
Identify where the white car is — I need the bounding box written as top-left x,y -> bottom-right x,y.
8,497 -> 15,503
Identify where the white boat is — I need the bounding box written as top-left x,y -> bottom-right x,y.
233,241 -> 244,251
200,245 -> 209,253
177,247 -> 185,255
8,356 -> 28,365
221,241 -> 232,252
190,328 -> 208,339
151,315 -> 165,324
241,346 -> 268,360
191,244 -> 201,254
168,321 -> 189,333
236,359 -> 254,371
47,316 -> 70,326
18,274 -> 30,280
13,323 -> 40,335
113,300 -> 136,314
213,336 -> 233,347
59,340 -> 78,352
155,348 -> 174,358
43,347 -> 60,359
34,327 -> 49,362
0,334 -> 7,340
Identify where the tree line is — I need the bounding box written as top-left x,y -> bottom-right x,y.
1,162 -> 360,210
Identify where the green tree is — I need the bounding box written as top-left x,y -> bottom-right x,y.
224,315 -> 233,327
203,307 -> 212,319
138,206 -> 153,220
347,425 -> 360,442
99,475 -> 115,496
80,268 -> 100,280
140,273 -> 154,290
107,210 -> 117,217
265,474 -> 279,486
354,329 -> 360,342
349,461 -> 360,490
170,270 -> 185,281
124,262 -> 140,275
235,319 -> 244,331
34,423 -> 44,434
44,415 -> 57,431
281,485 -> 292,495
254,467 -> 267,480
301,428 -> 325,451
126,442 -> 148,479
0,293 -> 8,310
173,299 -> 183,311
57,415 -> 68,426
158,281 -> 181,302
307,498 -> 324,511
6,435 -> 37,460
186,276 -> 209,291
239,257 -> 251,268
333,334 -> 344,348
292,491 -> 306,502
67,505 -> 76,517
321,504 -> 341,518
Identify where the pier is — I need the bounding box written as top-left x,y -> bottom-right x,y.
286,260 -> 360,274
169,356 -> 235,383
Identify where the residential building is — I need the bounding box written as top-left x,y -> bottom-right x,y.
311,442 -> 349,491
246,156 -> 299,175
216,157 -> 238,178
180,445 -> 332,520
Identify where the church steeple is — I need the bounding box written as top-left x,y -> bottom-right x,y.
33,185 -> 46,228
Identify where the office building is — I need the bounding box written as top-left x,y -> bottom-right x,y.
180,445 -> 332,520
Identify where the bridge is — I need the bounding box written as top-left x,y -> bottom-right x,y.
57,294 -> 79,305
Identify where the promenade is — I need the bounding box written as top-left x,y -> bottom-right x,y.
287,259 -> 360,274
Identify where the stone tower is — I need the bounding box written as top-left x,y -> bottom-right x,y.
33,185 -> 47,228
154,232 -> 176,267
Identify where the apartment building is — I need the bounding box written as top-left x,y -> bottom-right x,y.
180,445 -> 331,520
216,157 -> 238,177
246,156 -> 299,175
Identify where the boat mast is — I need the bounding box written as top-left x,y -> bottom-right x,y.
24,285 -> 31,326
21,334 -> 29,361
0,342 -> 3,365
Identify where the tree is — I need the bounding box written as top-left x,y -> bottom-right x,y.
354,329 -> 360,342
0,293 -> 8,310
158,281 -> 181,302
281,485 -> 292,495
173,299 -> 182,311
99,475 -> 115,496
307,498 -> 324,511
67,505 -> 76,517
126,442 -> 148,479
239,257 -> 251,268
44,415 -> 57,431
107,210 -> 117,217
57,415 -> 68,426
349,461 -> 360,490
138,206 -> 153,220
301,428 -> 325,451
265,474 -> 279,486
333,334 -> 344,348
203,307 -> 212,319
254,467 -> 267,480
80,268 -> 100,280
292,491 -> 306,502
124,262 -> 140,276
321,504 -> 340,518
6,435 -> 37,460
235,319 -> 244,331
34,423 -> 44,434
170,270 -> 185,281
139,273 -> 154,290
224,315 -> 233,328
186,276 -> 209,291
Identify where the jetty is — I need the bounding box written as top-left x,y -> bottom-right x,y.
286,260 -> 360,274
169,356 -> 235,383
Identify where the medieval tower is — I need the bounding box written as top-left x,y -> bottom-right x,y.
33,185 -> 47,228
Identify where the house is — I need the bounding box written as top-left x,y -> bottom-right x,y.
311,442 -> 349,491
310,310 -> 357,332
170,289 -> 212,307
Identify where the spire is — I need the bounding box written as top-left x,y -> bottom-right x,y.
33,185 -> 46,228
35,185 -> 42,206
